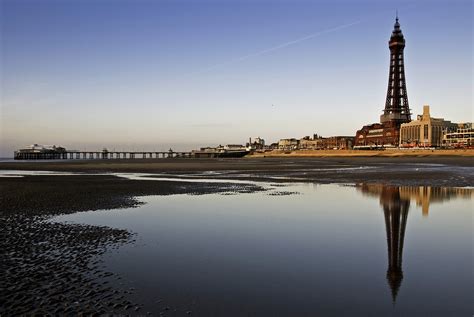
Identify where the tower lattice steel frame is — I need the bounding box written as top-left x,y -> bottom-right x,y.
380,16 -> 411,125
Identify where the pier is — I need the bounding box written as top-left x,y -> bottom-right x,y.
14,149 -> 194,160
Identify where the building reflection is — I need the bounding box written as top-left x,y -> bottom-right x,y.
358,184 -> 473,217
356,184 -> 473,303
398,186 -> 473,217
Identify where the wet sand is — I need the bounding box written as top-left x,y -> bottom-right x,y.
1,156 -> 473,186
0,175 -> 265,315
1,157 -> 473,315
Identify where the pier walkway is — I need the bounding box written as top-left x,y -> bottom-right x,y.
14,150 -> 193,160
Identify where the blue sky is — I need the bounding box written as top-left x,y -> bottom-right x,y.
1,0 -> 472,155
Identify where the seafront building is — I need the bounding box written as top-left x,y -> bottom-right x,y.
354,16 -> 411,149
14,144 -> 68,159
278,138 -> 299,150
16,144 -> 67,153
223,144 -> 246,151
246,137 -> 265,150
323,136 -> 354,150
442,123 -> 473,148
278,135 -> 354,151
399,105 -> 457,147
299,135 -> 324,150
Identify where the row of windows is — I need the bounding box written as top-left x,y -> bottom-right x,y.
446,134 -> 474,139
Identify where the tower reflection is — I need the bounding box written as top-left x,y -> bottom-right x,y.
356,184 -> 472,303
380,186 -> 409,303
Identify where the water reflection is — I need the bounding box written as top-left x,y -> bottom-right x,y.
357,184 -> 473,304
51,182 -> 473,315
397,186 -> 473,216
357,184 -> 472,217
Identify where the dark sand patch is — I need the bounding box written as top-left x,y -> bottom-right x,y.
0,174 -> 265,315
0,175 -> 266,215
1,214 -> 134,315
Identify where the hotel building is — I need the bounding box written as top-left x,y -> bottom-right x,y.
442,123 -> 473,148
399,105 -> 457,147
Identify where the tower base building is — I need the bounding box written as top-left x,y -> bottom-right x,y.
354,122 -> 401,149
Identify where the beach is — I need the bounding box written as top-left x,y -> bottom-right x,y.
1,157 -> 473,314
1,156 -> 473,186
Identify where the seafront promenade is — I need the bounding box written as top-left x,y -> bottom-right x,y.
248,149 -> 474,157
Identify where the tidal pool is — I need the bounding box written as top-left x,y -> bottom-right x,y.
53,182 -> 473,316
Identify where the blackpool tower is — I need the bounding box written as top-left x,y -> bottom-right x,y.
380,15 -> 411,125
354,16 -> 412,148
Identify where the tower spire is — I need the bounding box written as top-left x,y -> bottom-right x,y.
393,13 -> 402,34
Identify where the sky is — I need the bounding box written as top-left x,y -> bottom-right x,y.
0,0 -> 472,156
